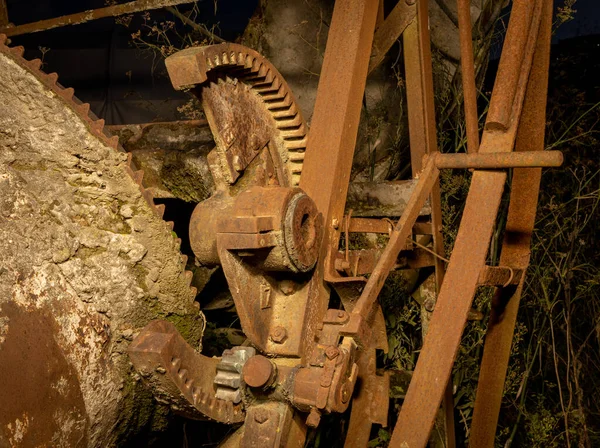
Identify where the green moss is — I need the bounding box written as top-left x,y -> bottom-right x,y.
165,313 -> 202,348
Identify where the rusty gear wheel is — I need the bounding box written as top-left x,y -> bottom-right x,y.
0,35 -> 204,446
166,43 -> 308,188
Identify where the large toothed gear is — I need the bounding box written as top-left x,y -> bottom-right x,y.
166,43 -> 308,188
0,35 -> 203,446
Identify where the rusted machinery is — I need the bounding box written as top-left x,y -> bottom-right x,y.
127,0 -> 560,445
0,0 -> 559,446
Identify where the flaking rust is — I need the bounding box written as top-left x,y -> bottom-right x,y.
128,0 -> 561,446
0,0 -> 561,445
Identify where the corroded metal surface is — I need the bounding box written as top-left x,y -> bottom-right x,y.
166,43 -> 307,186
0,0 -> 194,37
469,1 -> 553,444
126,0 -> 560,446
389,0 -> 547,445
129,320 -> 244,423
457,0 -> 480,154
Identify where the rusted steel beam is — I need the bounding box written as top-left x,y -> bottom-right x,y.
433,150 -> 562,169
0,0 -> 8,27
299,0 -> 378,220
402,1 -> 456,444
486,0 -> 542,130
345,352 -> 390,448
298,0 -> 378,359
0,0 -> 195,37
389,0 -> 544,445
368,0 -> 416,74
457,0 -> 480,153
469,1 -> 553,445
478,266 -> 523,287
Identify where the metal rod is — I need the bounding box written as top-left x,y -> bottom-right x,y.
434,150 -> 563,169
403,1 -> 457,444
351,156 -> 439,321
469,1 -> 553,444
0,0 -> 195,37
368,0 -> 416,75
486,0 -> 542,130
457,0 -> 480,153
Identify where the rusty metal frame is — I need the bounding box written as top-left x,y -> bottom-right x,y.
469,0 -> 553,444
390,0 -> 548,446
124,0 -> 560,446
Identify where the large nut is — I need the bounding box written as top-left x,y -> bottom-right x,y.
243,355 -> 275,389
283,192 -> 323,272
270,326 -> 287,344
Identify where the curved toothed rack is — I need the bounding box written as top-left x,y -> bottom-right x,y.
166,43 -> 308,187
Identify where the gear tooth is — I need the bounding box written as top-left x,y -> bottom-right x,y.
185,270 -> 193,285
155,203 -> 166,218
78,103 -> 91,116
91,118 -> 105,133
132,170 -> 144,185
10,46 -> 24,57
126,152 -> 133,166
0,34 -> 7,46
107,135 -> 119,149
192,295 -> 199,306
175,238 -> 182,248
46,72 -> 59,84
167,221 -> 175,231
181,254 -> 188,265
26,58 -> 42,70
141,188 -> 154,205
58,86 -> 74,100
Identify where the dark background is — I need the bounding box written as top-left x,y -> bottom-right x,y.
4,0 -> 598,124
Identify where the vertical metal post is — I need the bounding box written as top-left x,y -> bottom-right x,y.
457,0 -> 480,153
469,1 -> 552,445
403,1 -> 456,445
0,0 -> 8,27
298,0 -> 378,356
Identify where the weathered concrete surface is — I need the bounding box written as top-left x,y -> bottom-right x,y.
0,50 -> 204,446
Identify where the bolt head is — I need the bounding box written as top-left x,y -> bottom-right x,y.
325,346 -> 339,360
306,408 -> 321,428
270,326 -> 287,343
424,298 -> 436,312
254,408 -> 269,424
243,355 -> 274,389
279,280 -> 296,296
332,218 -> 339,229
405,0 -> 416,5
